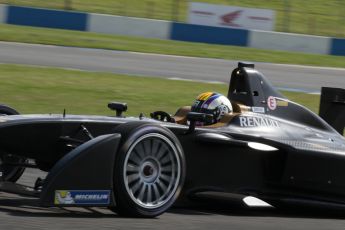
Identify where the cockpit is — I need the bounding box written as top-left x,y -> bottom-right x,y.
158,62 -> 280,127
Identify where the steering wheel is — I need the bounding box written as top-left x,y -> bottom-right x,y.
150,111 -> 174,122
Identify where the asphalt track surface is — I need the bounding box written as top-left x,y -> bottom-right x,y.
0,169 -> 344,230
1,42 -> 345,93
1,41 -> 345,229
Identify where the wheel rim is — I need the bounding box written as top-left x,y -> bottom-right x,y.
123,133 -> 181,209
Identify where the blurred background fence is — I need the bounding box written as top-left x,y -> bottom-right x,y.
1,0 -> 344,37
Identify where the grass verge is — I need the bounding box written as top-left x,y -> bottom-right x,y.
0,64 -> 319,116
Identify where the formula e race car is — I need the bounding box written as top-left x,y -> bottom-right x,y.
0,62 -> 344,218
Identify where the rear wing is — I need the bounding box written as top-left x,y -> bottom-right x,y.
319,87 -> 345,135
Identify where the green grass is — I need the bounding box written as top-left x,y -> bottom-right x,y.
1,0 -> 344,36
0,64 -> 319,116
282,91 -> 320,114
2,24 -> 345,69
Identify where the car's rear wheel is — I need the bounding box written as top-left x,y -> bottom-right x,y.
0,104 -> 26,182
110,122 -> 185,217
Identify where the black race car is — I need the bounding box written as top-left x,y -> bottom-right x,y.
0,62 -> 344,217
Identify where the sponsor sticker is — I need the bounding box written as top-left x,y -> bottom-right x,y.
239,116 -> 279,127
251,107 -> 265,113
267,96 -> 277,110
55,190 -> 110,205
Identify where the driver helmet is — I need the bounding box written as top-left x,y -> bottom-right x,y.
191,92 -> 232,125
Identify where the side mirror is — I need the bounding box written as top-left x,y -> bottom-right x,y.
186,112 -> 213,132
108,102 -> 127,117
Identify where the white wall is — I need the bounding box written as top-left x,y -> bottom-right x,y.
0,4 -> 7,23
88,14 -> 170,39
249,30 -> 331,55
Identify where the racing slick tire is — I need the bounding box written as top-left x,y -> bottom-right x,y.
110,122 -> 185,217
0,104 -> 26,182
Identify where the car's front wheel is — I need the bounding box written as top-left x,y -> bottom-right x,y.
110,122 -> 185,217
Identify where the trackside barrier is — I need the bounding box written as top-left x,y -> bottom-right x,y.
1,5 -> 345,56
0,4 -> 7,23
330,39 -> 345,56
249,30 -> 331,55
6,5 -> 88,31
170,22 -> 249,46
88,14 -> 170,39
